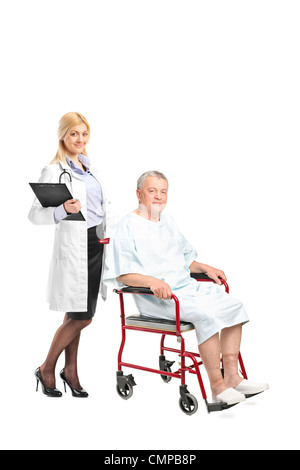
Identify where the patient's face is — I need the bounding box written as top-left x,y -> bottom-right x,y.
137,176 -> 168,218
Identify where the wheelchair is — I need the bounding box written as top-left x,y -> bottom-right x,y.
114,273 -> 248,415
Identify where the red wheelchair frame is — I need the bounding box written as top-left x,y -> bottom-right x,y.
114,273 -> 248,415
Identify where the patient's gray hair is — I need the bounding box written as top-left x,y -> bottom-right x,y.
137,171 -> 169,190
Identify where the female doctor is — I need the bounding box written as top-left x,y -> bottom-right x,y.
29,112 -> 108,398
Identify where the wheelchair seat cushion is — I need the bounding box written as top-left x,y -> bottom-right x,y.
125,315 -> 195,332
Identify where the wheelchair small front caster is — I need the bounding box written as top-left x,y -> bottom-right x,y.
116,371 -> 136,400
178,385 -> 198,415
159,355 -> 175,383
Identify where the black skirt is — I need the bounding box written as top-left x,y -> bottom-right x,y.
67,225 -> 104,321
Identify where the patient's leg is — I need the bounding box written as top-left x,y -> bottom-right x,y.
198,324 -> 244,396
198,333 -> 228,398
220,323 -> 243,388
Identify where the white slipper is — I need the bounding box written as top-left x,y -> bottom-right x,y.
235,380 -> 269,395
213,388 -> 246,406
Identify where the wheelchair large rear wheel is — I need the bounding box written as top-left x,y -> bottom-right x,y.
178,393 -> 198,415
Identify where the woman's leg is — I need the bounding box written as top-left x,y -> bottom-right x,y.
63,314 -> 83,390
39,315 -> 92,388
220,323 -> 243,388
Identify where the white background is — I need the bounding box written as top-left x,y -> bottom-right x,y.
1,0 -> 299,450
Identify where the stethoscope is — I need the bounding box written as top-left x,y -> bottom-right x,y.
59,169 -> 72,184
58,167 -> 110,245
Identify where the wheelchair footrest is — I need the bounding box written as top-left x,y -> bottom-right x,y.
245,391 -> 264,399
205,399 -> 238,413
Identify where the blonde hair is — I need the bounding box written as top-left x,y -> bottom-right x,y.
50,112 -> 90,164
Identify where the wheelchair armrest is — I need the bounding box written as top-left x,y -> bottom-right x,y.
114,287 -> 181,336
190,273 -> 211,280
120,273 -> 225,295
190,272 -> 229,293
118,286 -> 154,295
117,273 -> 216,293
114,273 -> 228,337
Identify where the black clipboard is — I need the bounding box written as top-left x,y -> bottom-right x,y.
29,183 -> 85,221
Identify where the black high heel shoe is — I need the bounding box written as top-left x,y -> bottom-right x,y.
35,368 -> 62,398
60,369 -> 89,398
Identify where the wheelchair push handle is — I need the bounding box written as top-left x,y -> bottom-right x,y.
98,238 -> 110,245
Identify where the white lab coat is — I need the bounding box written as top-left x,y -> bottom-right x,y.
28,160 -> 109,312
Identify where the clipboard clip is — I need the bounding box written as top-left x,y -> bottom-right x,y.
59,169 -> 72,184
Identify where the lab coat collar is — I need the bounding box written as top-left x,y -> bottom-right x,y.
58,156 -> 85,182
66,154 -> 91,171
58,158 -> 70,171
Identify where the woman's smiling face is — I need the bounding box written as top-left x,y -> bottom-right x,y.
63,123 -> 89,158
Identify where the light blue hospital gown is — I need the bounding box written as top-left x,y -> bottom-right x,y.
104,212 -> 249,345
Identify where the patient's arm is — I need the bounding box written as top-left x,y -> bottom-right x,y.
189,261 -> 227,286
117,274 -> 172,300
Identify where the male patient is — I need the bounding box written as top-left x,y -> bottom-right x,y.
104,171 -> 268,406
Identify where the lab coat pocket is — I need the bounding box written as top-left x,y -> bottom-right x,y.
54,227 -> 76,260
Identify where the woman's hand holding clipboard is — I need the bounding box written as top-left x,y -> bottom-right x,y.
64,198 -> 82,215
29,182 -> 85,221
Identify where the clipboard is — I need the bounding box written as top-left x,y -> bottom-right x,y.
29,183 -> 85,221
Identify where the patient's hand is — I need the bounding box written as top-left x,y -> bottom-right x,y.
149,278 -> 172,300
204,266 -> 227,285
117,273 -> 173,300
189,261 -> 227,286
